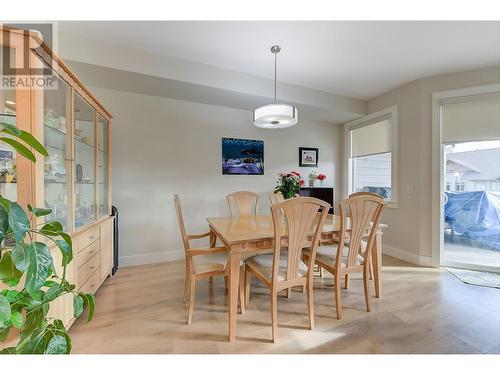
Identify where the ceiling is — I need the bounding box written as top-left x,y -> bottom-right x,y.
59,21 -> 500,99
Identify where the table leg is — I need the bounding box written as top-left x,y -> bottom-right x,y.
372,231 -> 382,298
228,251 -> 242,342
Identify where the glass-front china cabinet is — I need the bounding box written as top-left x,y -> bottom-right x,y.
0,25 -> 114,329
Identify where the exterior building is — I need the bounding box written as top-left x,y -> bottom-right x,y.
445,147 -> 500,192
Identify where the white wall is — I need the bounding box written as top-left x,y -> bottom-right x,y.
89,87 -> 342,267
367,65 -> 500,265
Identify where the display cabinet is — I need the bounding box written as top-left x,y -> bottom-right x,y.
0,26 -> 114,329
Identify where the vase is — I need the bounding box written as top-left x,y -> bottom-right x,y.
308,179 -> 315,188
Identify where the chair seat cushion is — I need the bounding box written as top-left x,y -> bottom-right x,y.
192,252 -> 228,274
304,244 -> 365,268
245,253 -> 308,282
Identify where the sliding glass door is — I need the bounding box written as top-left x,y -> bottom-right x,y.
440,92 -> 500,272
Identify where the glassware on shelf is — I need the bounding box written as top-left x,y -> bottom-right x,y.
74,93 -> 96,228
42,63 -> 70,230
0,46 -> 18,202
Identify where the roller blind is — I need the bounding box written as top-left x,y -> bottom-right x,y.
442,94 -> 500,144
350,119 -> 392,158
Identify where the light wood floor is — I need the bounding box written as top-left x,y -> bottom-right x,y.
70,255 -> 500,354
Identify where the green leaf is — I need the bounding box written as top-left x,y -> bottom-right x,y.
73,294 -> 84,318
0,252 -> 22,286
0,137 -> 36,162
19,130 -> 49,157
0,346 -> 15,354
83,293 -> 95,322
41,221 -> 63,233
5,290 -> 22,303
27,203 -> 52,217
11,243 -> 30,272
43,284 -> 64,302
0,196 -> 10,213
42,280 -> 59,288
0,294 -> 11,322
10,310 -> 24,329
8,201 -> 30,243
0,122 -> 22,136
25,242 -> 53,294
45,334 -> 68,354
55,239 -> 72,266
21,304 -> 48,340
0,325 -> 11,342
0,205 -> 8,244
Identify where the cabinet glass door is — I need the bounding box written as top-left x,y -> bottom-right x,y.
97,114 -> 109,217
0,46 -> 18,202
74,93 -> 96,228
43,70 -> 71,230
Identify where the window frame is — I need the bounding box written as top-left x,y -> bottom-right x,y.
343,105 -> 398,207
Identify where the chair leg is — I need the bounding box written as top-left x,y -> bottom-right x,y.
271,290 -> 278,343
245,267 -> 251,306
334,274 -> 342,320
209,276 -> 214,283
224,275 -> 228,292
183,265 -> 190,303
286,288 -> 291,298
369,262 -> 373,280
307,279 -> 315,330
239,267 -> 245,314
363,266 -> 372,312
344,274 -> 349,289
187,275 -> 197,325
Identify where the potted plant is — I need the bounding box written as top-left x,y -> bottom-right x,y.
0,121 -> 94,354
274,171 -> 304,199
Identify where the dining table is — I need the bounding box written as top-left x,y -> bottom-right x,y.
207,213 -> 386,342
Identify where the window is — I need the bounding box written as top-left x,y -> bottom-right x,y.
345,106 -> 398,203
455,181 -> 465,191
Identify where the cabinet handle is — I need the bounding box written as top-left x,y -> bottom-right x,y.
90,266 -> 95,270
90,284 -> 95,288
89,251 -> 94,254
89,236 -> 95,240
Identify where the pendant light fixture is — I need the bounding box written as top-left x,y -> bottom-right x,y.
253,45 -> 298,129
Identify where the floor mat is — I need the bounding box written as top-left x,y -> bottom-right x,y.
445,267 -> 500,289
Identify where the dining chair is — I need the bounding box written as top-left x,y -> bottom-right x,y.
269,192 -> 284,205
226,191 -> 259,216
174,194 -> 245,324
244,197 -> 330,342
303,192 -> 385,319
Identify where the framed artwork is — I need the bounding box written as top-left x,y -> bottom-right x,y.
222,137 -> 264,175
299,147 -> 318,167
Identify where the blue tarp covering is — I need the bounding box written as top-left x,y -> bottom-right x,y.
444,191 -> 500,251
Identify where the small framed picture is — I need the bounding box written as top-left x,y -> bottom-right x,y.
299,147 -> 318,167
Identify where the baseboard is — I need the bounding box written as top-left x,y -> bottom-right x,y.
119,250 -> 184,268
382,245 -> 434,267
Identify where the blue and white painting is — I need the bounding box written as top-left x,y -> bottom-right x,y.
222,138 -> 264,175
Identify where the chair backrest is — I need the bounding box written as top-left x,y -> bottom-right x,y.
269,192 -> 284,205
226,191 -> 259,217
173,194 -> 190,253
271,197 -> 330,283
336,192 -> 385,270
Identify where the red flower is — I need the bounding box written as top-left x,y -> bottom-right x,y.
317,173 -> 326,181
291,171 -> 301,177
299,179 -> 305,186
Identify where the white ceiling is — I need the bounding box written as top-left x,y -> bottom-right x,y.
59,21 -> 500,99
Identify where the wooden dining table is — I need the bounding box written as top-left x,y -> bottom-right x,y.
207,214 -> 386,342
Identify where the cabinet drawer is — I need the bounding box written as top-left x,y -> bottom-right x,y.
79,267 -> 101,294
78,251 -> 101,287
77,239 -> 100,268
74,227 -> 100,254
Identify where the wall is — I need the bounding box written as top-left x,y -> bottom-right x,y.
367,65 -> 500,265
88,87 -> 342,267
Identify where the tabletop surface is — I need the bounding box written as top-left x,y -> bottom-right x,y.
207,214 -> 386,245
